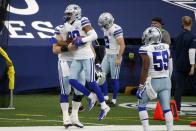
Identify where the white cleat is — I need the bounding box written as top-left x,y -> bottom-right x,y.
63,119 -> 72,129
98,105 -> 110,121
70,116 -> 84,128
62,114 -> 72,129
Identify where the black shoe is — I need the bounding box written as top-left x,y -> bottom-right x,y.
63,123 -> 72,129
109,102 -> 116,107
79,105 -> 85,112
105,100 -> 116,107
106,100 -> 111,105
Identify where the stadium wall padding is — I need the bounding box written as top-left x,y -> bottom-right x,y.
7,45 -> 141,93
3,0 -> 196,93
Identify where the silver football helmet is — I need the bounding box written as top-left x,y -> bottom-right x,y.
98,12 -> 114,29
142,27 -> 162,45
64,4 -> 81,23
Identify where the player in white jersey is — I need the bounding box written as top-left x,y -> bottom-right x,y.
98,12 -> 125,106
63,4 -> 110,121
136,27 -> 173,131
49,23 -> 85,128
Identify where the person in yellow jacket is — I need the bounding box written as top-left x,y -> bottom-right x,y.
0,47 -> 15,90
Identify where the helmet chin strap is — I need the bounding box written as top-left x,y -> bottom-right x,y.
103,23 -> 112,30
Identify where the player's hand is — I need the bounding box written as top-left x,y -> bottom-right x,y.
95,63 -> 102,71
68,42 -> 78,51
49,37 -> 57,45
189,65 -> 195,76
73,37 -> 84,46
115,55 -> 122,65
136,84 -> 146,99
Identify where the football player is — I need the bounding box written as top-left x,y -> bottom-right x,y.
50,23 -> 85,128
98,12 -> 125,106
62,4 -> 110,121
136,27 -> 173,131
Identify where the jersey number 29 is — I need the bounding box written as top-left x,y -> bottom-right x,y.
67,30 -> 80,39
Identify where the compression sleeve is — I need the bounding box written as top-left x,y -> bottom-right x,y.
81,29 -> 98,43
189,48 -> 196,65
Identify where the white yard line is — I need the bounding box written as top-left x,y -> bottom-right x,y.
0,118 -> 107,126
0,125 -> 195,131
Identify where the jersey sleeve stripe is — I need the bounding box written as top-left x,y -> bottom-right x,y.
54,31 -> 60,35
114,29 -> 123,34
139,50 -> 147,53
54,29 -> 60,34
139,52 -> 147,54
81,19 -> 90,23
81,21 -> 91,26
114,32 -> 123,37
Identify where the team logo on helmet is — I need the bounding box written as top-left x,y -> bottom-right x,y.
64,4 -> 81,23
142,27 -> 162,45
98,12 -> 114,29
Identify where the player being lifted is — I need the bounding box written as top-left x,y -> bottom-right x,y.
97,12 -> 125,106
50,23 -> 85,128
61,4 -> 110,121
136,27 -> 173,131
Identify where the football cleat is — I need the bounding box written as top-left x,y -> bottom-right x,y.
98,106 -> 110,121
63,120 -> 72,129
70,115 -> 84,128
62,114 -> 72,129
109,101 -> 116,107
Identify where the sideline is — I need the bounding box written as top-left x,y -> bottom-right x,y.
0,125 -> 195,131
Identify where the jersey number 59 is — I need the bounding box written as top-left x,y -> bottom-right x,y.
152,50 -> 169,71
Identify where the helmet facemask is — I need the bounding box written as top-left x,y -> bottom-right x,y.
64,4 -> 81,23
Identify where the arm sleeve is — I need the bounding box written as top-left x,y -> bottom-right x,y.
189,48 -> 196,65
82,29 -> 98,43
168,58 -> 173,78
189,36 -> 196,64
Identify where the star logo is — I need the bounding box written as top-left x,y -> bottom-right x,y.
162,0 -> 196,21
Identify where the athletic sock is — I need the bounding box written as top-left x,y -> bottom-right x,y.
101,81 -> 108,96
139,110 -> 149,131
112,79 -> 119,99
164,110 -> 173,131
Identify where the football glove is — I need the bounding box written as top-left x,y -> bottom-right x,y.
49,37 -> 57,45
73,37 -> 85,46
95,63 -> 102,72
96,71 -> 106,85
136,84 -> 146,99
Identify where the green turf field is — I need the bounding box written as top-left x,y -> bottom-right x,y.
0,94 -> 195,127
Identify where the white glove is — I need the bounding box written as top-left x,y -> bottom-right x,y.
96,71 -> 106,85
145,77 -> 157,100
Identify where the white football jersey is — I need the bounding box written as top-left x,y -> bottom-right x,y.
103,24 -> 123,54
139,43 -> 170,78
69,17 -> 95,60
54,24 -> 74,61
